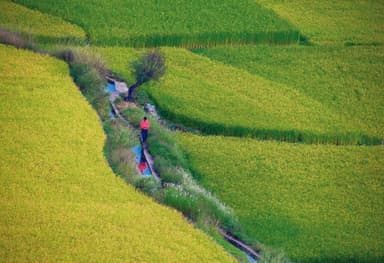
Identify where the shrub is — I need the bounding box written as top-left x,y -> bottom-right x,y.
258,246 -> 291,263
72,49 -> 109,78
104,120 -> 140,184
0,28 -> 36,50
134,177 -> 161,196
51,48 -> 75,63
90,92 -> 110,121
109,147 -> 138,184
70,63 -> 104,94
159,166 -> 184,185
163,187 -> 198,220
127,49 -> 166,101
104,120 -> 140,151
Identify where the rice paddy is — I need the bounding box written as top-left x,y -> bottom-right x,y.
193,45 -> 384,141
13,0 -> 299,47
2,0 -> 383,262
0,0 -> 86,44
88,46 -> 380,144
177,133 -> 384,262
0,44 -> 235,262
256,0 -> 384,45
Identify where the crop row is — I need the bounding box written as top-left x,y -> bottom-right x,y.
177,133 -> 384,262
0,44 -> 235,262
13,0 -> 298,47
92,30 -> 300,48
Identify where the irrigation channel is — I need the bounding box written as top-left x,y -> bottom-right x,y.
106,78 -> 259,263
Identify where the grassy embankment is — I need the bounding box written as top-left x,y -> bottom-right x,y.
0,0 -> 86,44
13,0 -> 299,47
256,0 -> 384,45
177,133 -> 384,262
0,44 -> 236,262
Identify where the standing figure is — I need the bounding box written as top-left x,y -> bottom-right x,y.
140,116 -> 150,144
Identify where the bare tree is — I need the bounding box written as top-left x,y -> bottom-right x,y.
126,49 -> 166,102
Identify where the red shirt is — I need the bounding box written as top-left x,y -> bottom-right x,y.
138,162 -> 147,173
140,119 -> 150,130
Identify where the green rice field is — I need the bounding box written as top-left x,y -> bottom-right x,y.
13,0 -> 299,47
177,133 -> 384,262
194,45 -> 384,141
2,0 -> 383,262
256,0 -> 384,45
89,46 -> 381,144
0,0 -> 86,43
0,44 -> 235,262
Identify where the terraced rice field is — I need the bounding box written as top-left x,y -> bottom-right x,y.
256,0 -> 384,45
0,0 -> 86,43
194,45 -> 384,141
177,133 -> 384,262
0,44 -> 235,262
3,1 -> 383,262
13,0 -> 299,47
89,46 -> 380,144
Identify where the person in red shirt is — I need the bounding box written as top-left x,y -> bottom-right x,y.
138,161 -> 147,174
140,116 -> 150,143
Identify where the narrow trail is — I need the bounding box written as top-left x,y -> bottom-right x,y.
108,86 -> 159,181
107,77 -> 260,262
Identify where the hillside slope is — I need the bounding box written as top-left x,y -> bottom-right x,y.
0,44 -> 235,262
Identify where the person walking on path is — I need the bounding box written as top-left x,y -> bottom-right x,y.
140,116 -> 150,144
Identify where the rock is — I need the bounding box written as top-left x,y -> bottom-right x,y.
115,81 -> 128,93
144,103 -> 159,119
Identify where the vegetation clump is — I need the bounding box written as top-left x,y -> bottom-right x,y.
127,49 -> 166,102
52,48 -> 111,120
0,28 -> 36,50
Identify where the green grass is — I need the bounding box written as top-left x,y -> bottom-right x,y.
0,44 -> 236,262
193,45 -> 384,141
13,0 -> 299,47
0,0 -> 86,44
256,0 -> 384,45
177,133 -> 384,262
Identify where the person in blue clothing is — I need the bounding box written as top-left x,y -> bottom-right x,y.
140,116 -> 150,143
